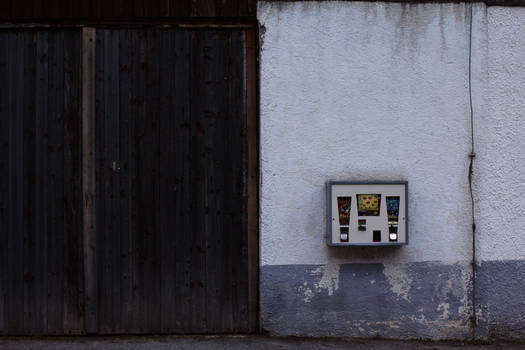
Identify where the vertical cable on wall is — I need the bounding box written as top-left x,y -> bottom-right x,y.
467,0 -> 477,340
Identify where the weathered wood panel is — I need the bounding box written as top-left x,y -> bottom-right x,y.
245,28 -> 260,333
82,27 -> 97,334
0,30 -> 83,335
0,0 -> 257,20
0,31 -> 9,335
169,30 -> 193,333
1,27 -> 256,335
94,28 -> 253,333
7,31 -> 25,336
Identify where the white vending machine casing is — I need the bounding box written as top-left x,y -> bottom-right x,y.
327,181 -> 408,246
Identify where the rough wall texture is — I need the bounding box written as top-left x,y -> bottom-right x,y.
258,1 -> 474,266
476,6 -> 525,262
258,1 -> 525,341
262,262 -> 471,339
472,7 -> 525,339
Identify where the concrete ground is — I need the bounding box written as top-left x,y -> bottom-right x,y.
0,336 -> 523,350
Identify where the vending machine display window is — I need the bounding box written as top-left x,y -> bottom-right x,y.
337,197 -> 352,225
386,196 -> 400,223
357,194 -> 381,216
327,182 -> 407,246
386,196 -> 400,241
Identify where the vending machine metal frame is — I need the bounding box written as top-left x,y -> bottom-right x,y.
327,181 -> 408,246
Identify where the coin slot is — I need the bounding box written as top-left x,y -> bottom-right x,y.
340,227 -> 349,242
389,226 -> 398,241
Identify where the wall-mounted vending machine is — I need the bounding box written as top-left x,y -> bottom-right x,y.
327,182 -> 407,246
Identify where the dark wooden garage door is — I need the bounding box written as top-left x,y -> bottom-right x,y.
0,30 -> 84,335
0,27 -> 258,335
91,28 -> 257,334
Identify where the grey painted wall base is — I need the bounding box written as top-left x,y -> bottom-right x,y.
475,260 -> 525,340
262,261 -> 525,340
261,262 -> 472,339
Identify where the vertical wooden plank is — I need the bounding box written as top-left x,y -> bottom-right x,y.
91,0 -> 102,19
159,0 -> 170,17
229,29 -> 249,332
107,30 -> 121,334
45,31 -> 57,334
82,27 -> 97,334
2,1 -> 12,20
214,0 -> 224,17
103,0 -> 115,18
11,0 -> 33,18
159,29 -> 176,333
173,29 -> 193,333
223,29 -> 239,332
33,0 -> 44,19
225,30 -> 239,332
118,28 -> 133,333
0,31 -> 9,335
98,29 -> 121,334
109,29 -> 121,333
46,0 -> 59,18
117,0 -> 132,19
121,28 -> 137,333
57,0 -> 73,19
204,30 -> 229,333
124,28 -> 160,333
189,30 -> 208,333
216,30 -> 237,333
245,28 -> 259,333
246,0 -> 257,18
94,28 -> 107,333
68,0 -> 82,18
62,30 -> 83,334
46,30 -> 65,335
238,29 -> 251,332
74,30 -> 85,335
7,31 -> 25,335
143,28 -> 161,332
33,31 -> 49,335
131,29 -> 146,332
225,29 -> 238,332
216,0 -> 239,17
170,0 -> 190,17
237,0 -> 248,18
133,0 -> 144,19
191,0 -> 215,17
22,31 -> 37,335
143,0 -> 161,18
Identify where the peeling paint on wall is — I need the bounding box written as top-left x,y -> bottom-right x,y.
261,262 -> 472,339
297,263 -> 340,303
382,263 -> 412,302
312,263 -> 340,296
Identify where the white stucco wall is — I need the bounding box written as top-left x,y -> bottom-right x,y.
259,1 -> 482,265
258,2 -> 525,339
475,6 -> 525,261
